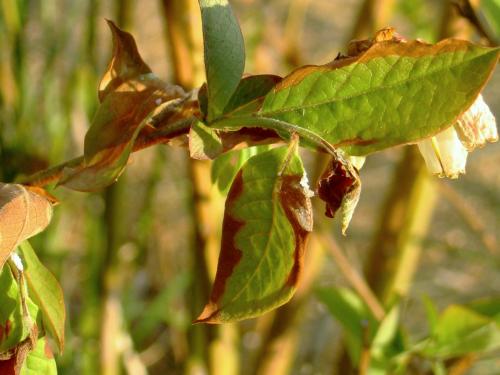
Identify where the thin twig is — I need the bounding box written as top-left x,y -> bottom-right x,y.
17,114 -> 196,187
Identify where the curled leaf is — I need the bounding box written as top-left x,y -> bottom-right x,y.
98,20 -> 153,101
196,144 -> 313,323
59,20 -> 184,191
0,184 -> 54,269
317,156 -> 361,234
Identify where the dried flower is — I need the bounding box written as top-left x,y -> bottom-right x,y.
417,95 -> 497,178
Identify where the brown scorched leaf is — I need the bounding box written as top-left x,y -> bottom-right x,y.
59,20 -> 185,191
0,184 -> 54,269
317,156 -> 361,234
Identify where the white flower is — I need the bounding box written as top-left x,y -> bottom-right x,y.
454,94 -> 498,150
417,95 -> 497,179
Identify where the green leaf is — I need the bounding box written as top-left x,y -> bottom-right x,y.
372,304 -> 400,350
196,143 -> 313,323
466,298 -> 500,324
316,287 -> 376,363
0,265 -> 40,353
481,0 -> 500,37
198,0 -> 245,121
422,295 -> 439,333
260,38 -> 499,155
189,121 -> 223,160
223,75 -> 282,115
422,304 -> 500,359
20,337 -> 56,375
211,146 -> 270,194
18,242 -> 65,353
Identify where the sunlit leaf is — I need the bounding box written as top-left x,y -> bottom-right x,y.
0,184 -> 53,269
58,20 -> 184,191
20,337 -> 56,375
0,266 -> 38,353
479,0 -> 500,38
189,121 -> 223,160
198,0 -> 245,120
196,143 -> 313,323
372,304 -> 400,351
211,146 -> 270,194
260,33 -> 499,155
18,242 -> 65,353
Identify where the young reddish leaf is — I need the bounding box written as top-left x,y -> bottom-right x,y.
196,143 -> 313,323
0,184 -> 54,270
18,242 -> 65,353
189,121 -> 223,160
59,20 -> 184,191
317,156 -> 361,234
260,29 -> 499,155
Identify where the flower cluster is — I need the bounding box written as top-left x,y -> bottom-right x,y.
417,95 -> 498,178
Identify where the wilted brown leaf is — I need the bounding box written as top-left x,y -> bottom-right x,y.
317,157 -> 361,234
0,184 -> 54,269
59,20 -> 185,191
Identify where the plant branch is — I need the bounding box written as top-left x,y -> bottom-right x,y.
17,113 -> 196,187
19,110 -> 346,189
211,115 -> 344,158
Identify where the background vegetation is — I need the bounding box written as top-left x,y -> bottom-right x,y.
1,0 -> 499,374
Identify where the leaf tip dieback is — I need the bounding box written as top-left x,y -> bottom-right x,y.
99,18 -> 152,102
193,303 -> 220,324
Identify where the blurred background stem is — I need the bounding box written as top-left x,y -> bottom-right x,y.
161,1 -> 240,374
99,1 -> 133,374
363,147 -> 436,305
